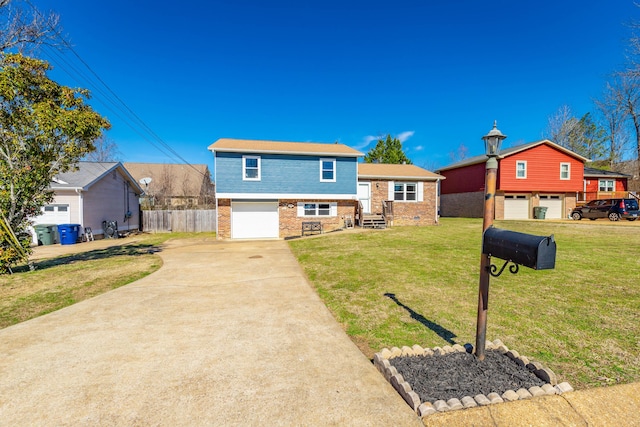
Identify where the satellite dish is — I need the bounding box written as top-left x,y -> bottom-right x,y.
139,177 -> 152,186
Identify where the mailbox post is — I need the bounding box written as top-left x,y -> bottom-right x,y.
475,122 -> 507,361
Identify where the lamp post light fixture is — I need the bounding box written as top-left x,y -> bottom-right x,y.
475,121 -> 507,361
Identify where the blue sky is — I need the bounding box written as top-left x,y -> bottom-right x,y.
34,0 -> 639,171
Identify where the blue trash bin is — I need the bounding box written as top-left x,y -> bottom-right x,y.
57,224 -> 81,245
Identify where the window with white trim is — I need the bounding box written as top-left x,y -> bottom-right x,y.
560,162 -> 570,180
394,183 -> 417,201
320,158 -> 336,182
599,179 -> 614,192
243,156 -> 261,181
297,202 -> 337,217
516,161 -> 527,179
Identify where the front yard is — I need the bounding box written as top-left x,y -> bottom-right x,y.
288,218 -> 640,390
0,232 -> 215,329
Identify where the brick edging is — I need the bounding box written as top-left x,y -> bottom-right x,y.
373,339 -> 574,417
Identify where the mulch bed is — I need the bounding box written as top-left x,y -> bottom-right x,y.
374,342 -> 573,417
389,349 -> 546,403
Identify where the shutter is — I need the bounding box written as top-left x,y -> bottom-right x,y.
417,182 -> 424,202
297,202 -> 304,217
330,202 -> 338,216
388,181 -> 394,200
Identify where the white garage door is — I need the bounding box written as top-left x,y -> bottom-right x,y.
33,204 -> 70,225
504,195 -> 530,219
539,195 -> 563,219
231,201 -> 279,239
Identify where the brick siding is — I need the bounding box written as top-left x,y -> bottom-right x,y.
279,199 -> 357,238
440,191 -> 484,218
216,199 -> 231,239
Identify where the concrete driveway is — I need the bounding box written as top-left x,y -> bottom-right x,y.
0,238 -> 421,426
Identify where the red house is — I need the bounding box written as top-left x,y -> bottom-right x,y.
580,167 -> 631,203
438,140 -> 589,220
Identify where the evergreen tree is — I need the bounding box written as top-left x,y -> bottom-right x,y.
364,134 -> 412,164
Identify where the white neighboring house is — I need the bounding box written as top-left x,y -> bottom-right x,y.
30,162 -> 143,243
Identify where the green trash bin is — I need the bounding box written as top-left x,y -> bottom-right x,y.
34,224 -> 56,245
533,206 -> 548,219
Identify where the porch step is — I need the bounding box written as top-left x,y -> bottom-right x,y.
362,215 -> 386,229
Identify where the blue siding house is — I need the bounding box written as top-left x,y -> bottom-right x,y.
209,138 -> 362,239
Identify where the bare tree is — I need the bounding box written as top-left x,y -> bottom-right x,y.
0,0 -> 61,53
150,165 -> 174,208
594,80 -> 632,169
544,105 -> 580,146
607,74 -> 640,176
83,135 -> 121,162
199,169 -> 216,207
448,143 -> 469,163
544,106 -> 606,160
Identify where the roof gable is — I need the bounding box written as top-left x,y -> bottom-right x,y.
51,162 -> 142,194
358,163 -> 444,180
438,140 -> 590,172
208,138 -> 363,157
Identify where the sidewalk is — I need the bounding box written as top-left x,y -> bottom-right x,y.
0,239 -> 421,426
422,382 -> 640,426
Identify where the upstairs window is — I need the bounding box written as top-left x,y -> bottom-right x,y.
394,183 -> 416,201
599,179 -> 614,192
243,156 -> 261,181
320,158 -> 336,182
560,163 -> 570,180
516,161 -> 527,179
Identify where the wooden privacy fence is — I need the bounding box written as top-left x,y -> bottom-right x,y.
142,209 -> 216,233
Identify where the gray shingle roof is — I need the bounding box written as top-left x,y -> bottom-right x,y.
583,167 -> 631,178
51,162 -> 142,194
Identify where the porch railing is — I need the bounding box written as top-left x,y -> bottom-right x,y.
577,191 -> 632,203
355,200 -> 363,227
382,200 -> 394,226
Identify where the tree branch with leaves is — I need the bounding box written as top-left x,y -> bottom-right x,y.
0,53 -> 110,272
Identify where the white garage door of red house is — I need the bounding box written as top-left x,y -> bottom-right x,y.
504,195 -> 530,219
539,195 -> 563,219
231,201 -> 279,239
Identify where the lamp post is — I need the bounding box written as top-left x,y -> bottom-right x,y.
475,121 -> 507,361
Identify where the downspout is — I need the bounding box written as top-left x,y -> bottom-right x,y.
75,188 -> 84,228
213,153 -> 219,237
435,179 -> 440,224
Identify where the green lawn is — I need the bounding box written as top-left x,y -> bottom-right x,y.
288,218 -> 640,389
0,232 -> 215,329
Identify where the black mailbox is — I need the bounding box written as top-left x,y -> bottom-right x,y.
482,226 -> 556,270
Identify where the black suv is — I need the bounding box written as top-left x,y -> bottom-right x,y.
571,198 -> 639,221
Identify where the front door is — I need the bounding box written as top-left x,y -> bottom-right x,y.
357,182 -> 371,214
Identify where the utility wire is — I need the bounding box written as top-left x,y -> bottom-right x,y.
23,0 -> 210,180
